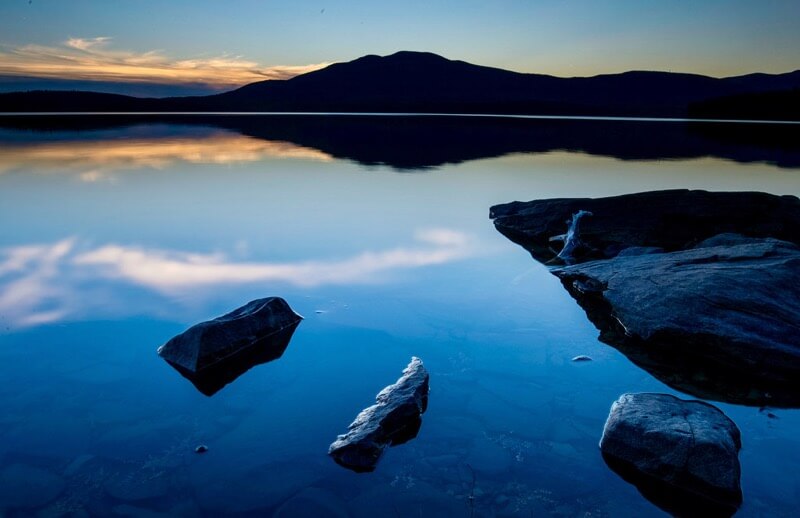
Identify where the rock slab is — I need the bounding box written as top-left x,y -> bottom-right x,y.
329,357 -> 429,472
554,234 -> 800,405
490,189 -> 800,265
157,297 -> 302,373
600,393 -> 742,515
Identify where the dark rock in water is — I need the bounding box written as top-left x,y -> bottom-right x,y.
329,357 -> 429,473
490,189 -> 800,264
195,445 -> 208,454
491,190 -> 800,407
600,393 -> 742,516
571,355 -> 592,362
158,297 -> 302,396
554,235 -> 800,406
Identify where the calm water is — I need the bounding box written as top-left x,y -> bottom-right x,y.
0,116 -> 799,517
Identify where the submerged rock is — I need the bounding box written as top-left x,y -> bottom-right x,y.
329,357 -> 430,473
571,355 -> 593,362
158,297 -> 302,396
600,393 -> 742,516
0,463 -> 65,509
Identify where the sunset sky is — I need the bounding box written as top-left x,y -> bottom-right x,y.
0,0 -> 798,94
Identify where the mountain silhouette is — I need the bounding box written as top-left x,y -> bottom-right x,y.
1,51 -> 799,119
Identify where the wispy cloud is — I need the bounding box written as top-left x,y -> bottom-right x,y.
0,37 -> 329,88
0,230 -> 475,327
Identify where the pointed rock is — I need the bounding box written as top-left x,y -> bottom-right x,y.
329,357 -> 429,472
158,298 -> 302,395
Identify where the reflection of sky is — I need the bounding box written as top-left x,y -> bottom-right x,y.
1,123 -> 800,515
0,124 -> 798,330
0,229 -> 476,327
0,129 -> 331,181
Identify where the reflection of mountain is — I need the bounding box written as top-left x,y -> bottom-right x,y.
491,190 -> 800,407
2,51 -> 800,120
1,114 -> 800,170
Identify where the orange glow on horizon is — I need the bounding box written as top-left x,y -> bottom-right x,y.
0,37 -> 329,88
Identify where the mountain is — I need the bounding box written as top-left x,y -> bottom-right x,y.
1,51 -> 799,119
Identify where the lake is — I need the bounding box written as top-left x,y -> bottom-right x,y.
0,115 -> 799,517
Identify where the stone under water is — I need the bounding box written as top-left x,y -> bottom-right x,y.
329,357 -> 430,473
600,393 -> 742,516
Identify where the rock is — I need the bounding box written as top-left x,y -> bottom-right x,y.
600,393 -> 742,516
491,190 -> 800,407
195,445 -> 208,454
158,297 -> 302,396
571,355 -> 592,362
0,464 -> 65,509
554,235 -> 800,406
329,357 -> 430,473
490,189 -> 800,265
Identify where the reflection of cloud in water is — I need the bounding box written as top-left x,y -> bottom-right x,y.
0,132 -> 332,179
0,239 -> 76,326
0,229 -> 474,327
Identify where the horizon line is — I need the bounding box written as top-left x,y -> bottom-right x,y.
1,112 -> 798,126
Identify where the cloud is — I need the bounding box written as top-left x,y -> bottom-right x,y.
0,230 -> 475,327
0,37 -> 329,88
65,36 -> 112,51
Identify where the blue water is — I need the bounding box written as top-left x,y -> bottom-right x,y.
0,118 -> 799,516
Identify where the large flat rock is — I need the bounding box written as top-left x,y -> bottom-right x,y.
554,234 -> 800,406
329,357 -> 429,473
600,393 -> 742,516
490,190 -> 800,406
491,189 -> 800,265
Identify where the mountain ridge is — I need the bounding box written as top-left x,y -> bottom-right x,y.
1,51 -> 799,119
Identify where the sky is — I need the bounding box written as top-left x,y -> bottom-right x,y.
0,0 -> 798,93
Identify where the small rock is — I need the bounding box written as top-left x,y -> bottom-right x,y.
158,297 -> 302,373
158,297 -> 302,396
571,355 -> 592,362
195,445 -> 208,454
329,357 -> 430,472
600,393 -> 742,515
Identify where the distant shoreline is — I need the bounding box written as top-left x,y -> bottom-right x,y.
1,112 -> 798,125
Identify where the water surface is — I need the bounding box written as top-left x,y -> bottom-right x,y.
0,116 -> 798,516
